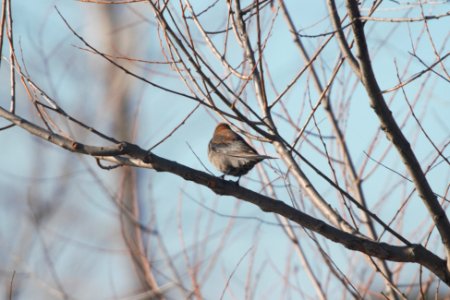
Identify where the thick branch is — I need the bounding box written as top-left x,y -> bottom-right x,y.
101,155 -> 450,285
0,107 -> 128,156
344,0 -> 450,271
1,105 -> 449,284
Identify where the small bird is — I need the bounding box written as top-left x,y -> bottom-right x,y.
208,123 -> 276,182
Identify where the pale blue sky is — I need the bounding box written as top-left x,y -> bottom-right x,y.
1,0 -> 449,298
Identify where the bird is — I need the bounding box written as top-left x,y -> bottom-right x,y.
208,123 -> 276,183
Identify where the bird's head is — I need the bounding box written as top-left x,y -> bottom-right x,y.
214,123 -> 231,133
212,123 -> 236,141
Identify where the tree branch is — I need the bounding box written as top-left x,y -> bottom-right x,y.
1,104 -> 449,284
344,0 -> 450,272
326,0 -> 361,78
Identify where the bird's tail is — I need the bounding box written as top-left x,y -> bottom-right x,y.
257,154 -> 277,160
227,153 -> 277,160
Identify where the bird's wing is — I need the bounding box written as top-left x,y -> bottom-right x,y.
210,140 -> 275,159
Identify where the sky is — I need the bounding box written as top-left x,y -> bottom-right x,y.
1,0 -> 449,299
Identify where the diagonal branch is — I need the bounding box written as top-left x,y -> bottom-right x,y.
1,104 -> 449,284
344,0 -> 450,273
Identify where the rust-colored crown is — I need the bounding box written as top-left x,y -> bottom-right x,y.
214,123 -> 231,133
212,123 -> 238,141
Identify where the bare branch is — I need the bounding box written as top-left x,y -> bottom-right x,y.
344,0 -> 450,273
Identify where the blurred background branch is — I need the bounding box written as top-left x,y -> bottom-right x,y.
0,0 -> 449,299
